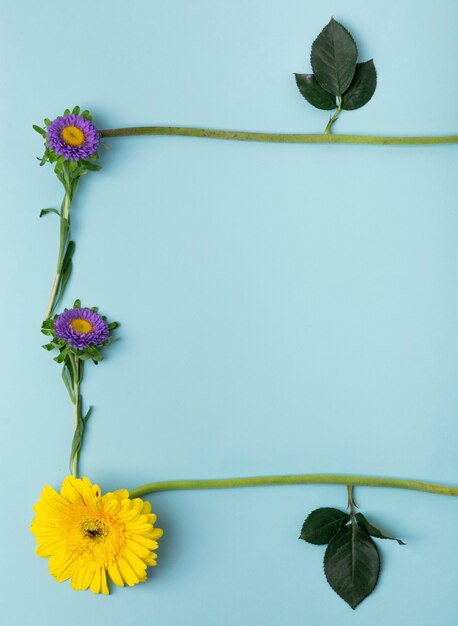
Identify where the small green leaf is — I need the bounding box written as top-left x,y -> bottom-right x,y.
73,299 -> 81,308
300,507 -> 350,544
33,124 -> 46,137
54,348 -> 68,364
72,105 -> 80,115
42,343 -> 55,351
341,60 -> 377,110
63,109 -> 70,115
39,208 -> 60,218
324,524 -> 380,609
78,159 -> 101,172
355,513 -> 405,545
294,74 -> 336,110
83,406 -> 93,423
61,364 -> 75,403
311,18 -> 357,96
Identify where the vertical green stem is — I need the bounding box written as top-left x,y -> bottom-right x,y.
70,356 -> 81,478
324,96 -> 343,134
44,165 -> 72,320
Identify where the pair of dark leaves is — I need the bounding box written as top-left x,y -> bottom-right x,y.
300,507 -> 404,609
295,18 -> 377,113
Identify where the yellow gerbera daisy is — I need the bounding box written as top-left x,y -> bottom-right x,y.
31,476 -> 163,594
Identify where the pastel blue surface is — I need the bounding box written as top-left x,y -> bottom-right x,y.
0,1 -> 457,624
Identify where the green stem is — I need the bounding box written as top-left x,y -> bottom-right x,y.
70,356 -> 81,478
324,96 -> 342,134
128,474 -> 458,499
100,126 -> 458,146
44,166 -> 72,320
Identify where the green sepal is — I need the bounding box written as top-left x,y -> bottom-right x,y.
294,74 -> 336,110
311,17 -> 357,96
72,105 -> 80,115
341,60 -> 377,110
324,524 -> 380,609
73,299 -> 81,308
42,342 -> 56,351
300,507 -> 350,544
355,513 -> 405,545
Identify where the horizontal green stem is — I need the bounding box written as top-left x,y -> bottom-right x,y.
129,474 -> 458,499
100,127 -> 458,146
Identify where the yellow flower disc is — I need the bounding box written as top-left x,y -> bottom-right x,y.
70,318 -> 93,334
61,125 -> 85,147
31,476 -> 163,594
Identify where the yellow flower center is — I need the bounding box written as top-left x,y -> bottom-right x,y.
70,318 -> 93,334
61,125 -> 85,146
82,519 -> 108,543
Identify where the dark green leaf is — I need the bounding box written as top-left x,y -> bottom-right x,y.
311,17 -> 357,96
341,60 -> 377,110
62,240 -> 75,267
300,507 -> 350,544
324,524 -> 380,609
73,299 -> 81,308
72,105 -> 80,115
356,513 -> 405,545
63,109 -> 70,115
42,343 -> 55,351
33,124 -> 46,137
52,250 -> 74,315
40,208 -> 60,218
294,74 -> 336,110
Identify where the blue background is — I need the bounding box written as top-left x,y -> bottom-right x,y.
0,1 -> 457,624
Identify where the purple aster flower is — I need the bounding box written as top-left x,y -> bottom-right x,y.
55,308 -> 109,349
46,114 -> 99,161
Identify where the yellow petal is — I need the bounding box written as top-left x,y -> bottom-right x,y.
100,568 -> 110,595
107,562 -> 125,588
116,556 -> 140,586
90,566 -> 102,594
125,539 -> 151,559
